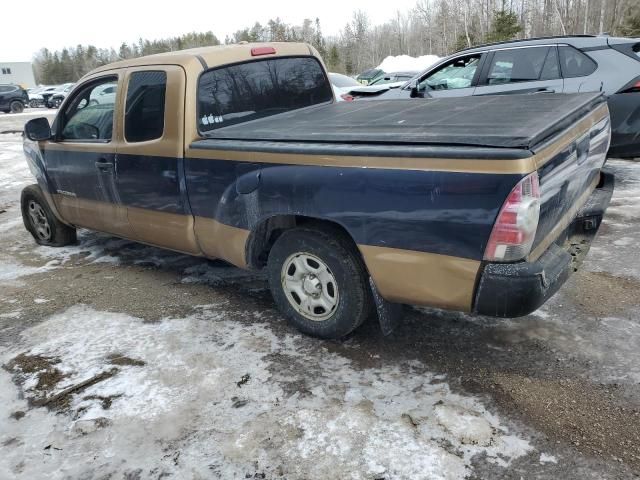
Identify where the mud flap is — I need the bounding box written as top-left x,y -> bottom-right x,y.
369,277 -> 404,336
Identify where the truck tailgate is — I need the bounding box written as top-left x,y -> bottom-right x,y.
528,105 -> 611,260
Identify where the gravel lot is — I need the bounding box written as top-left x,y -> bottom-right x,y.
1,111 -> 639,479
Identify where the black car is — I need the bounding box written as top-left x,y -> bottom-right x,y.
0,84 -> 28,113
373,35 -> 640,158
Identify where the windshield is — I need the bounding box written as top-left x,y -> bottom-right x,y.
198,56 -> 333,133
329,73 -> 360,88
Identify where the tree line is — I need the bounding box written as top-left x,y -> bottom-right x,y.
34,0 -> 640,84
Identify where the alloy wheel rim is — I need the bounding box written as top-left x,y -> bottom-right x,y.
281,252 -> 339,321
28,200 -> 51,241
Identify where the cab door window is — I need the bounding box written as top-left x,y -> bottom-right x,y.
485,47 -> 553,85
124,71 -> 167,142
419,55 -> 481,91
60,77 -> 117,141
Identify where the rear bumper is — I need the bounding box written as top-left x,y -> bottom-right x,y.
473,170 -> 614,317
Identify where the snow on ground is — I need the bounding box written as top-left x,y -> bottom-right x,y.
0,304 -> 532,479
587,160 -> 640,280
0,130 -> 536,478
376,54 -> 440,73
0,134 -> 32,198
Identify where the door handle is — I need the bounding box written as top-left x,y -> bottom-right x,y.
95,158 -> 114,171
534,88 -> 555,94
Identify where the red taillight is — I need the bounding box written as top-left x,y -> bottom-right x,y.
251,46 -> 276,56
484,172 -> 540,262
340,93 -> 355,102
619,77 -> 640,93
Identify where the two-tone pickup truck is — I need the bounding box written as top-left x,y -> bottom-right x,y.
21,42 -> 614,339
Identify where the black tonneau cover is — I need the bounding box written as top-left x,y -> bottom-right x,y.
203,93 -> 605,151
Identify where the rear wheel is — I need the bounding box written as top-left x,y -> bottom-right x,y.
9,101 -> 24,113
21,185 -> 76,246
267,227 -> 371,339
29,99 -> 39,108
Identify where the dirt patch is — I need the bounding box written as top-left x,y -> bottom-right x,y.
565,270 -> 640,317
107,354 -> 146,367
9,411 -> 25,420
494,374 -> 640,469
3,353 -> 67,395
3,353 -> 119,410
82,394 -> 123,410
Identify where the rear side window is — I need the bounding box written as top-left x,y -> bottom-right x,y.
486,47 -> 553,85
125,71 -> 167,142
559,46 -> 597,78
198,56 -> 332,132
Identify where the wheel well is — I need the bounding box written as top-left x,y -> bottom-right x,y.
246,215 -> 364,270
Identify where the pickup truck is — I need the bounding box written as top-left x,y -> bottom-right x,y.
21,42 -> 614,339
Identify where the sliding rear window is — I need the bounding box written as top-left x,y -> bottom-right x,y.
197,56 -> 333,133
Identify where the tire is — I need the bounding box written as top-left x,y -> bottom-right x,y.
29,99 -> 39,108
21,185 -> 76,247
267,227 -> 372,339
9,101 -> 24,114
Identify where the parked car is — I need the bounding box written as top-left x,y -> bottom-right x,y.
38,85 -> 62,108
0,84 -> 28,113
374,35 -> 640,158
369,71 -> 418,85
89,82 -> 117,105
356,68 -> 384,85
44,83 -> 74,108
27,87 -> 47,108
22,42 -> 613,340
328,72 -> 360,101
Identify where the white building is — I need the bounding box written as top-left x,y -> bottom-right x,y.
0,62 -> 36,88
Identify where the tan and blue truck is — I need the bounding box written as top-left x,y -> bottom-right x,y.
21,43 -> 613,338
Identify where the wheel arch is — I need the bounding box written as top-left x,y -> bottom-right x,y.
245,214 -> 368,273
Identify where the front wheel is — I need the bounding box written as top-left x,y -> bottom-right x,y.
9,101 -> 24,113
267,227 -> 371,339
21,185 -> 76,246
29,99 -> 39,108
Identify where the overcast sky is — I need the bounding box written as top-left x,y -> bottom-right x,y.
0,0 -> 418,62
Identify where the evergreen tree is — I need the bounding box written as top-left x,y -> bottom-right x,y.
326,45 -> 341,71
485,10 -> 522,43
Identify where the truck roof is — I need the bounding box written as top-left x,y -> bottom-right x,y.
88,42 -> 319,77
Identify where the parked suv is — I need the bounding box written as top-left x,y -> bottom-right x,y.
0,84 -> 28,113
376,35 -> 640,158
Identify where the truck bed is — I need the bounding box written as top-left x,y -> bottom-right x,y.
202,93 -> 606,152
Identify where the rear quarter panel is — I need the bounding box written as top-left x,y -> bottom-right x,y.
185,152 -> 522,309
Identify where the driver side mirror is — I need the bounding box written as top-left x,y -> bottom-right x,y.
409,80 -> 420,98
24,117 -> 51,142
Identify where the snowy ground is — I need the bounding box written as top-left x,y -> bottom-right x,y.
1,113 -> 639,479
